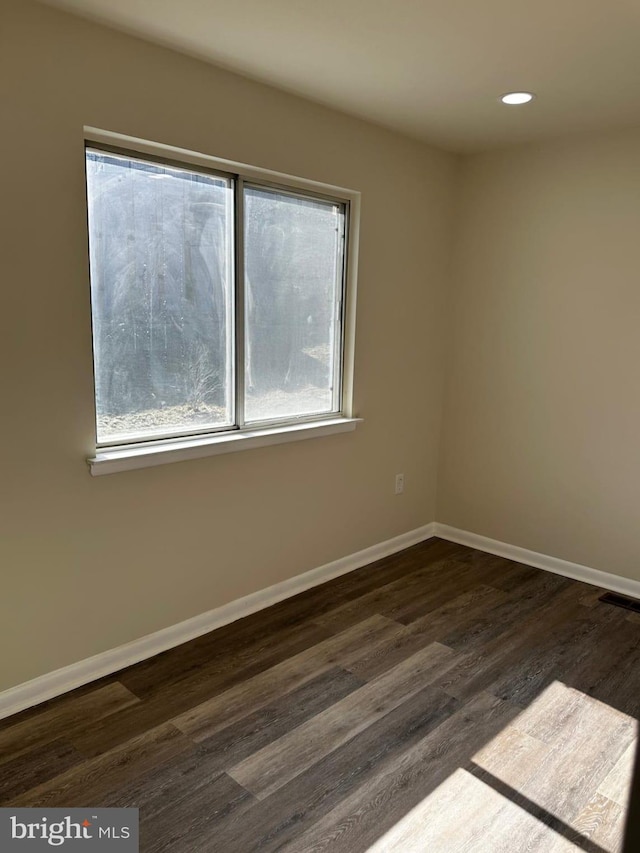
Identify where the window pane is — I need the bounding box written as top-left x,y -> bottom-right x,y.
244,186 -> 345,423
86,150 -> 234,444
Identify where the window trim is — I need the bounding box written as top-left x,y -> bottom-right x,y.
88,416 -> 362,476
84,127 -> 361,472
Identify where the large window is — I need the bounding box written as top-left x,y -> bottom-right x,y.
85,143 -> 351,454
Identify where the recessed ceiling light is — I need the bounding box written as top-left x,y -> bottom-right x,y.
500,92 -> 535,105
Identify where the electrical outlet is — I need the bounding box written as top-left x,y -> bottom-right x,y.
395,473 -> 404,494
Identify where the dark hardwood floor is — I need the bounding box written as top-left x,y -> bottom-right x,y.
1,538 -> 638,851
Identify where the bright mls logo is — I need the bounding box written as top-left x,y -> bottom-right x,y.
0,809 -> 138,850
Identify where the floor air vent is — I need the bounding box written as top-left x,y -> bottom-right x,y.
599,592 -> 640,614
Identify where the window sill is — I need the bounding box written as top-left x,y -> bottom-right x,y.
88,417 -> 362,476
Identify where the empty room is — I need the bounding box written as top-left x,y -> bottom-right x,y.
2,0 -> 640,850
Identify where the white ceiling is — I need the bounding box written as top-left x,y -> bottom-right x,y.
38,0 -> 640,151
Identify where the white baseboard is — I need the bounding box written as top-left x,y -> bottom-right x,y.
435,523 -> 640,600
5,520 -> 637,722
0,523 -> 436,721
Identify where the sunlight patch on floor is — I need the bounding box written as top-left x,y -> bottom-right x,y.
365,767 -> 507,852
367,681 -> 637,852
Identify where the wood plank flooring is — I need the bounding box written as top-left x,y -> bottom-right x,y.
1,538 -> 639,852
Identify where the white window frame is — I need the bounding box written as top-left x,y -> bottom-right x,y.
84,128 -> 361,476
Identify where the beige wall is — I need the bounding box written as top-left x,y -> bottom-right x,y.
0,0 -> 456,690
438,130 -> 640,581
8,0 -> 637,698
